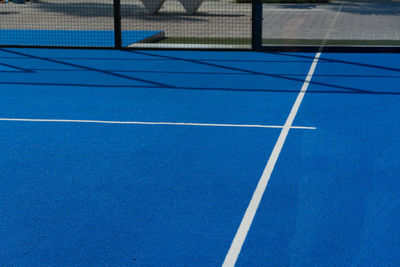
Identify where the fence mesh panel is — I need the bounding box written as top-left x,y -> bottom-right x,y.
121,0 -> 252,49
2,0 -> 397,49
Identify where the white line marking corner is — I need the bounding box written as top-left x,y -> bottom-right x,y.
222,52 -> 321,267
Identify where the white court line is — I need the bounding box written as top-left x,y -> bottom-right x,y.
222,52 -> 321,267
320,3 -> 344,48
0,118 -> 316,130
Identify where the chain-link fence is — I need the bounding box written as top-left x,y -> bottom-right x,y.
0,0 -> 251,48
1,0 -> 399,49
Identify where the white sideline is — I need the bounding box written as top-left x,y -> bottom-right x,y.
0,118 -> 315,130
222,52 -> 322,267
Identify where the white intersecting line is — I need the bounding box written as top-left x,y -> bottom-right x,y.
222,52 -> 322,267
0,118 -> 315,130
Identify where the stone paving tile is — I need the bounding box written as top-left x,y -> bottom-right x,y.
263,0 -> 400,41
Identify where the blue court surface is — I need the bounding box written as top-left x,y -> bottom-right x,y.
0,48 -> 399,266
0,30 -> 163,47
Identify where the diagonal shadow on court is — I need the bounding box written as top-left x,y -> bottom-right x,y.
0,48 -> 173,88
275,52 -> 400,73
2,81 -> 400,96
2,48 -> 399,95
127,50 -> 400,95
0,62 -> 34,73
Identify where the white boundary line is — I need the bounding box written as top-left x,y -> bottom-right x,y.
0,118 -> 315,130
222,52 -> 322,267
320,3 -> 344,48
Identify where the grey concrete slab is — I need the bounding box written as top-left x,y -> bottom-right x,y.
263,0 -> 400,41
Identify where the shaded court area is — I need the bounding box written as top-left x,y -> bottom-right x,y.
0,49 -> 399,266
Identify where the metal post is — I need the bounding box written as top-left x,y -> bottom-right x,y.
114,0 -> 122,48
252,0 -> 262,50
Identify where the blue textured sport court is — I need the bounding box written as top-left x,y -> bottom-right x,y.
0,30 -> 163,47
0,48 -> 399,266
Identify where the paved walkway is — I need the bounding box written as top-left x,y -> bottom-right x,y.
263,0 -> 400,40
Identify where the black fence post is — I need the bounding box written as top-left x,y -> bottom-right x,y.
252,0 -> 262,50
114,0 -> 122,48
